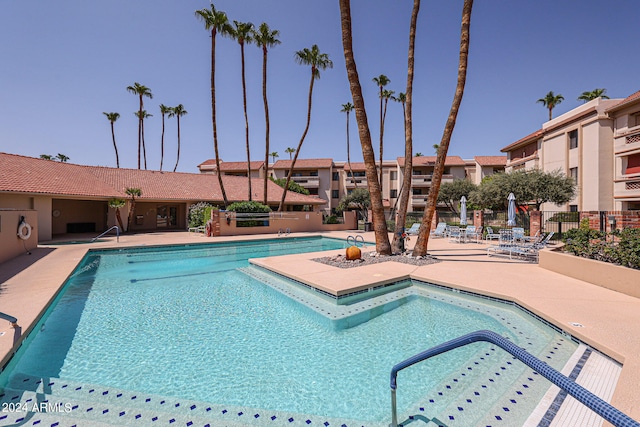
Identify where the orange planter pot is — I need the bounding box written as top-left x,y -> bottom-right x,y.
346,245 -> 362,260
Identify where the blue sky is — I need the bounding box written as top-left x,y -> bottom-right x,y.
1,1 -> 638,172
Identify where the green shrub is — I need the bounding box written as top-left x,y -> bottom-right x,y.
324,215 -> 339,224
548,211 -> 580,222
227,201 -> 271,227
270,177 -> 310,195
188,202 -> 215,228
563,227 -> 640,270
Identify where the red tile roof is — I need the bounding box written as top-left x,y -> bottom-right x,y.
343,162 -> 367,171
272,158 -> 334,169
397,156 -> 466,166
500,129 -> 543,153
197,160 -> 264,172
606,89 -> 640,113
0,153 -> 324,205
474,156 -> 507,166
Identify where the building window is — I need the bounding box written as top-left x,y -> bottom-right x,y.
390,171 -> 397,180
310,171 -> 318,177
569,167 -> 578,185
625,153 -> 640,175
569,130 -> 578,149
412,169 -> 422,175
569,205 -> 578,212
390,189 -> 398,198
308,188 -> 319,195
412,188 -> 422,195
331,189 -> 339,199
332,171 -> 339,181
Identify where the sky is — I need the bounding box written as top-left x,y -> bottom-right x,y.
1,1 -> 639,173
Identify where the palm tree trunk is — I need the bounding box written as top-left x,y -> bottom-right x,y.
211,28 -> 229,207
160,114 -> 165,171
137,98 -> 142,169
240,42 -> 252,201
278,71 -> 315,212
392,0 -> 419,253
142,118 -> 147,170
110,122 -> 120,168
173,116 -> 181,172
378,86 -> 384,194
346,111 -> 357,189
379,96 -> 389,191
339,0 -> 391,255
262,45 -> 270,206
115,208 -> 124,232
548,107 -> 552,121
413,0 -> 473,257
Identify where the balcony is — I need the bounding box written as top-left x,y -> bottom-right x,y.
614,177 -> 640,199
411,195 -> 428,206
291,176 -> 320,188
346,177 -> 367,188
411,174 -> 454,187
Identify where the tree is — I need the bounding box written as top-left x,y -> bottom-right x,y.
231,20 -> 255,200
373,74 -> 390,191
125,187 -> 142,232
438,179 -> 477,214
254,22 -> 281,205
158,104 -> 172,171
537,91 -> 564,121
413,0 -> 474,257
126,82 -> 153,169
341,102 -> 357,189
169,104 -> 187,172
134,110 -> 152,170
270,151 -> 279,163
195,4 -> 232,207
56,153 -> 69,162
578,88 -> 609,103
277,44 -> 333,211
433,144 -> 440,154
339,0 -> 391,254
108,198 -> 126,231
270,177 -> 310,195
415,152 -> 423,156
285,147 -> 295,159
39,154 -> 53,160
103,112 -> 121,168
337,188 -> 371,223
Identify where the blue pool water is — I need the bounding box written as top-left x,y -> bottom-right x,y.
1,237 -> 577,426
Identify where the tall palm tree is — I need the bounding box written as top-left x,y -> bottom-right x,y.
134,110 -> 152,170
159,104 -> 172,171
537,91 -> 564,121
125,187 -> 142,232
278,45 -> 333,211
285,147 -> 295,159
379,88 -> 395,188
169,104 -> 187,172
578,88 -> 609,103
341,102 -> 357,189
254,22 -> 281,205
195,5 -> 232,207
103,112 -> 121,168
413,0 -> 474,257
56,153 -> 70,163
126,83 -> 153,169
231,20 -> 255,200
270,151 -> 279,163
373,74 -> 391,192
339,0 -> 391,254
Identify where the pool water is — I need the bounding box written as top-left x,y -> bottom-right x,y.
0,237 -> 578,426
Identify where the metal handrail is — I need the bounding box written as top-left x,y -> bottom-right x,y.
347,235 -> 365,247
0,311 -> 18,326
390,330 -> 639,427
91,225 -> 119,242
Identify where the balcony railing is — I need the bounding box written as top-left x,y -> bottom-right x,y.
411,174 -> 454,186
291,176 -> 320,188
614,178 -> 640,197
411,195 -> 428,205
346,178 -> 367,188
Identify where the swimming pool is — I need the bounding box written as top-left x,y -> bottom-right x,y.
0,237 -> 578,426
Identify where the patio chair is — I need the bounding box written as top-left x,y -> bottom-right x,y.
406,223 -> 421,235
464,225 -> 482,243
485,226 -> 500,241
512,227 -> 525,243
429,222 -> 447,238
448,226 -> 462,243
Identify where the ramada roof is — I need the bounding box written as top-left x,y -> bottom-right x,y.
197,160 -> 265,172
397,155 -> 466,166
606,89 -> 640,113
272,158 -> 334,169
0,153 -> 325,205
474,156 -> 507,166
500,129 -> 544,153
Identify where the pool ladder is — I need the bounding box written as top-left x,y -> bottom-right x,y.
277,227 -> 291,237
389,330 -> 640,427
347,235 -> 365,247
0,311 -> 18,327
91,225 -> 120,242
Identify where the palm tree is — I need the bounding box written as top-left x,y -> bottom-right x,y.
39,154 -> 53,160
373,74 -> 391,192
126,83 -> 153,169
339,0 -> 391,254
413,0 -> 474,257
195,4 -> 232,207
159,104 -> 172,171
125,187 -> 142,232
231,20 -> 255,200
270,151 -> 279,163
379,88 -> 395,188
415,152 -> 423,156
285,147 -> 295,159
278,45 -> 333,211
103,112 -> 121,168
254,22 -> 281,205
169,104 -> 187,172
341,102 -> 357,189
537,91 -> 564,121
578,88 -> 609,103
108,198 -> 126,231
134,110 -> 153,170
433,144 -> 440,154
56,153 -> 70,162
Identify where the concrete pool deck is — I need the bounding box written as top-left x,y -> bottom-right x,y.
0,230 -> 638,425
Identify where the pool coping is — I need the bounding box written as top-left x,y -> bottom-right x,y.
1,230 -> 639,424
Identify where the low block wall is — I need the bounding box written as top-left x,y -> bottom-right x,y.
0,209 -> 38,264
539,248 -> 640,299
212,211 -> 357,236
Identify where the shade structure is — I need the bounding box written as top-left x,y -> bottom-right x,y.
507,193 -> 516,226
460,196 -> 467,225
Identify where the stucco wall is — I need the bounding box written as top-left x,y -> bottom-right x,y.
0,209 -> 38,264
0,194 -> 52,241
51,199 -> 107,235
215,211 -> 357,236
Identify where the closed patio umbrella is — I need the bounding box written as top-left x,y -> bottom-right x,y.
507,193 -> 516,226
460,196 -> 467,226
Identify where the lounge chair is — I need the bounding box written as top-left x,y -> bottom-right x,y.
448,226 -> 462,243
485,226 -> 500,241
429,222 -> 447,238
512,227 -> 525,242
406,223 -> 421,235
464,225 -> 483,243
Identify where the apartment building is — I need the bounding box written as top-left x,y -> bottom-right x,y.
501,92 -> 640,211
197,160 -> 265,178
